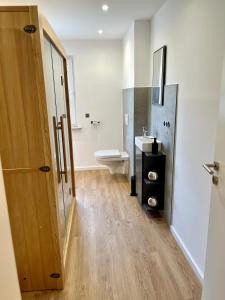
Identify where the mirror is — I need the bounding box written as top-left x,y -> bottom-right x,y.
152,46 -> 167,105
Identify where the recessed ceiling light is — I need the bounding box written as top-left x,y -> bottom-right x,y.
98,29 -> 103,35
102,4 -> 109,11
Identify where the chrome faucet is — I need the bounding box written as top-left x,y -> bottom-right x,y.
142,127 -> 148,137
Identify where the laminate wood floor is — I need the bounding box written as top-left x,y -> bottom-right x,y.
22,170 -> 201,300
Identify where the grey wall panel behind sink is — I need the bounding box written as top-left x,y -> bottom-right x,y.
148,84 -> 178,224
123,87 -> 149,179
134,88 -> 149,137
123,88 -> 134,178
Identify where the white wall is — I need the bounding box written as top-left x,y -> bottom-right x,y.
134,20 -> 150,87
123,23 -> 135,89
123,20 -> 150,89
0,158 -> 21,300
63,40 -> 123,169
149,0 -> 225,280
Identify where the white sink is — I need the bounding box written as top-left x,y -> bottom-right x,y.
135,136 -> 162,153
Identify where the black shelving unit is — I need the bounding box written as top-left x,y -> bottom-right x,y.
136,148 -> 166,211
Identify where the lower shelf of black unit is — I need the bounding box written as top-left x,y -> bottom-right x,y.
142,203 -> 160,212
142,179 -> 164,209
143,178 -> 164,185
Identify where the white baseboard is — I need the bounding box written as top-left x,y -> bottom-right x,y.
170,225 -> 204,284
75,165 -> 108,171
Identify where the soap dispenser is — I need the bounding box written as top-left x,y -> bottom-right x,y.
152,137 -> 158,154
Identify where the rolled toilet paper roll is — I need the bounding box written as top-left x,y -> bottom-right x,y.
148,171 -> 158,181
148,197 -> 158,208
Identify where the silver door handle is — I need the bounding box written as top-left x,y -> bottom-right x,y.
203,162 -> 220,175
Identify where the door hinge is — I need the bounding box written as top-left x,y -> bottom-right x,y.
61,76 -> 64,86
39,166 -> 51,173
50,273 -> 61,279
23,24 -> 37,34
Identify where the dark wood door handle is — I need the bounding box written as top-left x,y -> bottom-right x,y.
59,116 -> 68,183
53,116 -> 61,183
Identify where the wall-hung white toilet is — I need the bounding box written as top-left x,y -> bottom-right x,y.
95,149 -> 129,175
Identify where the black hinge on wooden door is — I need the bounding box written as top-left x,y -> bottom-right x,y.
23,25 -> 37,33
61,76 -> 64,86
39,166 -> 51,172
50,273 -> 61,279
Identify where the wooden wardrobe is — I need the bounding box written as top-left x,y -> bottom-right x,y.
0,6 -> 76,292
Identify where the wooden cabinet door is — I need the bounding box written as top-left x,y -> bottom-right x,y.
51,46 -> 73,226
0,7 -> 63,291
43,37 -> 67,250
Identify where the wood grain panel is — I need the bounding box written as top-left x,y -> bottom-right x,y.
42,35 -> 67,253
0,4 -> 76,292
63,58 -> 76,198
39,4 -> 76,268
0,11 -> 44,169
0,6 -> 29,12
40,15 -> 67,59
28,5 -> 66,289
0,7 -> 63,291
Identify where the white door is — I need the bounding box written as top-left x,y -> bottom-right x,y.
202,58 -> 225,300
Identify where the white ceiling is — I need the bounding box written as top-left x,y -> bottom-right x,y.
0,0 -> 166,39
